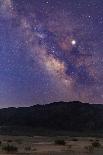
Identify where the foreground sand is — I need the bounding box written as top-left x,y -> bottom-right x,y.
0,135 -> 103,154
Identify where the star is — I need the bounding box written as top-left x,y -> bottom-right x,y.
71,40 -> 76,46
45,1 -> 49,4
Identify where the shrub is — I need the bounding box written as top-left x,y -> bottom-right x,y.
7,140 -> 12,143
25,146 -> 31,151
84,145 -> 94,153
32,148 -> 37,151
96,139 -> 99,142
89,139 -> 94,142
15,139 -> 22,144
92,141 -> 101,148
2,144 -> 18,152
0,141 -> 2,145
71,138 -> 78,141
68,144 -> 72,149
54,139 -> 66,145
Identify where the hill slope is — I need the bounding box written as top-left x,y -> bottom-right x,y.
0,101 -> 103,134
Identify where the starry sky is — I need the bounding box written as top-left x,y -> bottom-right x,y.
0,0 -> 103,107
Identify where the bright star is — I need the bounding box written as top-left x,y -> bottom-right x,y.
71,40 -> 76,45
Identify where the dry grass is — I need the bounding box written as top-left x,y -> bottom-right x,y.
0,135 -> 102,154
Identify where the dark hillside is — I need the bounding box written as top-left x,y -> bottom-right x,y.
0,101 -> 103,134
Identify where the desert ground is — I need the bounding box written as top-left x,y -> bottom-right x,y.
0,135 -> 103,154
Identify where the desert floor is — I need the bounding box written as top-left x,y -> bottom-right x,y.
0,135 -> 103,154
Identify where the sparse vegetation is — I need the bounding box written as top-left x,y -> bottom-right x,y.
84,145 -> 94,153
7,139 -> 12,143
32,148 -> 37,151
71,138 -> 78,141
89,139 -> 94,142
0,136 -> 103,154
92,140 -> 101,148
2,144 -> 18,152
0,141 -> 2,145
25,146 -> 31,151
54,139 -> 66,145
15,139 -> 22,144
68,144 -> 72,149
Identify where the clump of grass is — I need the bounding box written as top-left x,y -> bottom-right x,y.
32,148 -> 37,151
15,139 -> 22,144
54,139 -> 66,145
2,144 -> 18,152
84,145 -> 94,153
68,144 -> 72,149
7,140 -> 12,143
92,141 -> 101,148
96,139 -> 99,142
25,146 -> 31,151
89,139 -> 94,142
71,138 -> 78,141
0,141 -> 2,145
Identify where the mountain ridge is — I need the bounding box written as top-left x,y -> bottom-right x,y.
0,101 -> 103,134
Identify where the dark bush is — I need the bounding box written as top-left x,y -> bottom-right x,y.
2,144 -> 18,152
7,140 -> 12,143
32,148 -> 37,151
15,139 -> 22,144
89,139 -> 94,142
84,145 -> 94,153
68,144 -> 72,149
71,138 -> 78,141
54,139 -> 66,145
0,141 -> 2,145
25,146 -> 31,151
92,141 -> 101,148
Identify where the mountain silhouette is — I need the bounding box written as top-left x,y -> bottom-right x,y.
0,101 -> 103,135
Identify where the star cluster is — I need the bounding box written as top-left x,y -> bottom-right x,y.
0,0 -> 103,107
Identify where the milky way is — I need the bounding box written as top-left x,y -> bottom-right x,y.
0,0 -> 103,107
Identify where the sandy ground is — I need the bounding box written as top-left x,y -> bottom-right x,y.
0,135 -> 103,154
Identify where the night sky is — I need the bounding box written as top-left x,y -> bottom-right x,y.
0,0 -> 103,107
